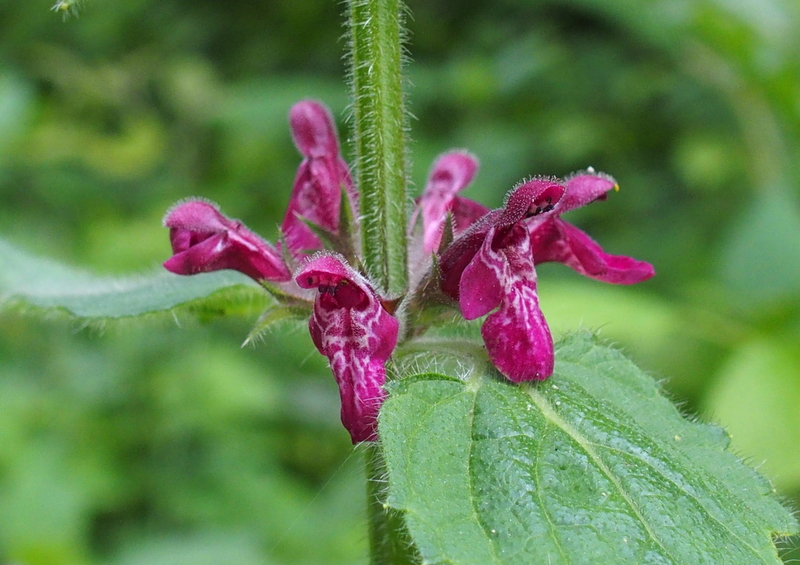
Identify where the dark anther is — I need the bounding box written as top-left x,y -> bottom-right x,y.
319,284 -> 336,296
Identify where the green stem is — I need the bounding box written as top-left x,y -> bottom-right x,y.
345,0 -> 411,560
347,0 -> 409,296
364,443 -> 419,564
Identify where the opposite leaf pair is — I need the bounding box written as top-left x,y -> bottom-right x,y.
163,99 -> 654,442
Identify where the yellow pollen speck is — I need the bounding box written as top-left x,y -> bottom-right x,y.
613,184 -> 620,192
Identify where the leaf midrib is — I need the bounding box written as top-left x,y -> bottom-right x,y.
533,419 -> 570,564
562,357 -> 772,562
525,386 -> 674,561
398,386 -> 502,564
465,389 -> 504,565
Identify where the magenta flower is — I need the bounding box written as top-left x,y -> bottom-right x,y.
438,170 -> 654,382
439,179 -> 565,382
162,97 -> 656,440
282,100 -> 356,256
297,254 -> 399,443
529,171 -> 655,284
163,199 -> 291,283
415,151 -> 489,254
162,101 -> 397,444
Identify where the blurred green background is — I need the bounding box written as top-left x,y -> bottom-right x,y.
1,0 -> 800,563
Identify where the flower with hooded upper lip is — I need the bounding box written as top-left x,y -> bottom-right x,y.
437,170 -> 654,382
163,199 -> 292,283
164,99 -> 357,285
413,151 -> 489,254
296,254 -> 399,443
528,170 -> 655,284
438,178 -> 566,382
163,100 -> 398,443
282,100 -> 357,257
163,97 -> 655,440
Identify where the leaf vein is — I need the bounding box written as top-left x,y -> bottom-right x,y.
534,419 -> 570,564
588,441 -> 770,562
466,389 -> 504,565
526,386 -> 675,562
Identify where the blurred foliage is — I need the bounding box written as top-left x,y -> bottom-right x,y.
1,0 -> 799,563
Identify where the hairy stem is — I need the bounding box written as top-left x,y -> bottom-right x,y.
346,0 -> 409,296
365,443 -> 419,564
345,0 -> 412,560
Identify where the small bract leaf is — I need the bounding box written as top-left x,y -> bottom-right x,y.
336,182 -> 361,259
0,238 -> 264,319
243,305 -> 309,346
294,186 -> 362,269
381,332 -> 796,565
436,212 -> 456,255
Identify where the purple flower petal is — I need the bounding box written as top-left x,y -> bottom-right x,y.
440,178 -> 566,300
437,207 -> 500,300
290,99 -> 341,159
282,101 -> 356,256
416,151 -> 487,253
451,197 -> 491,234
556,170 -> 618,214
497,178 -> 565,226
531,219 -> 655,284
528,170 -> 655,284
163,200 -> 291,282
296,255 -> 399,443
469,225 -> 553,381
440,178 -> 566,381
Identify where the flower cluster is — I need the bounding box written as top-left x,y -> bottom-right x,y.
163,100 -> 653,442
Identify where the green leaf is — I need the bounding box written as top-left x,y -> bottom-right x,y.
0,238 -> 265,319
381,332 -> 796,565
243,305 -> 310,346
